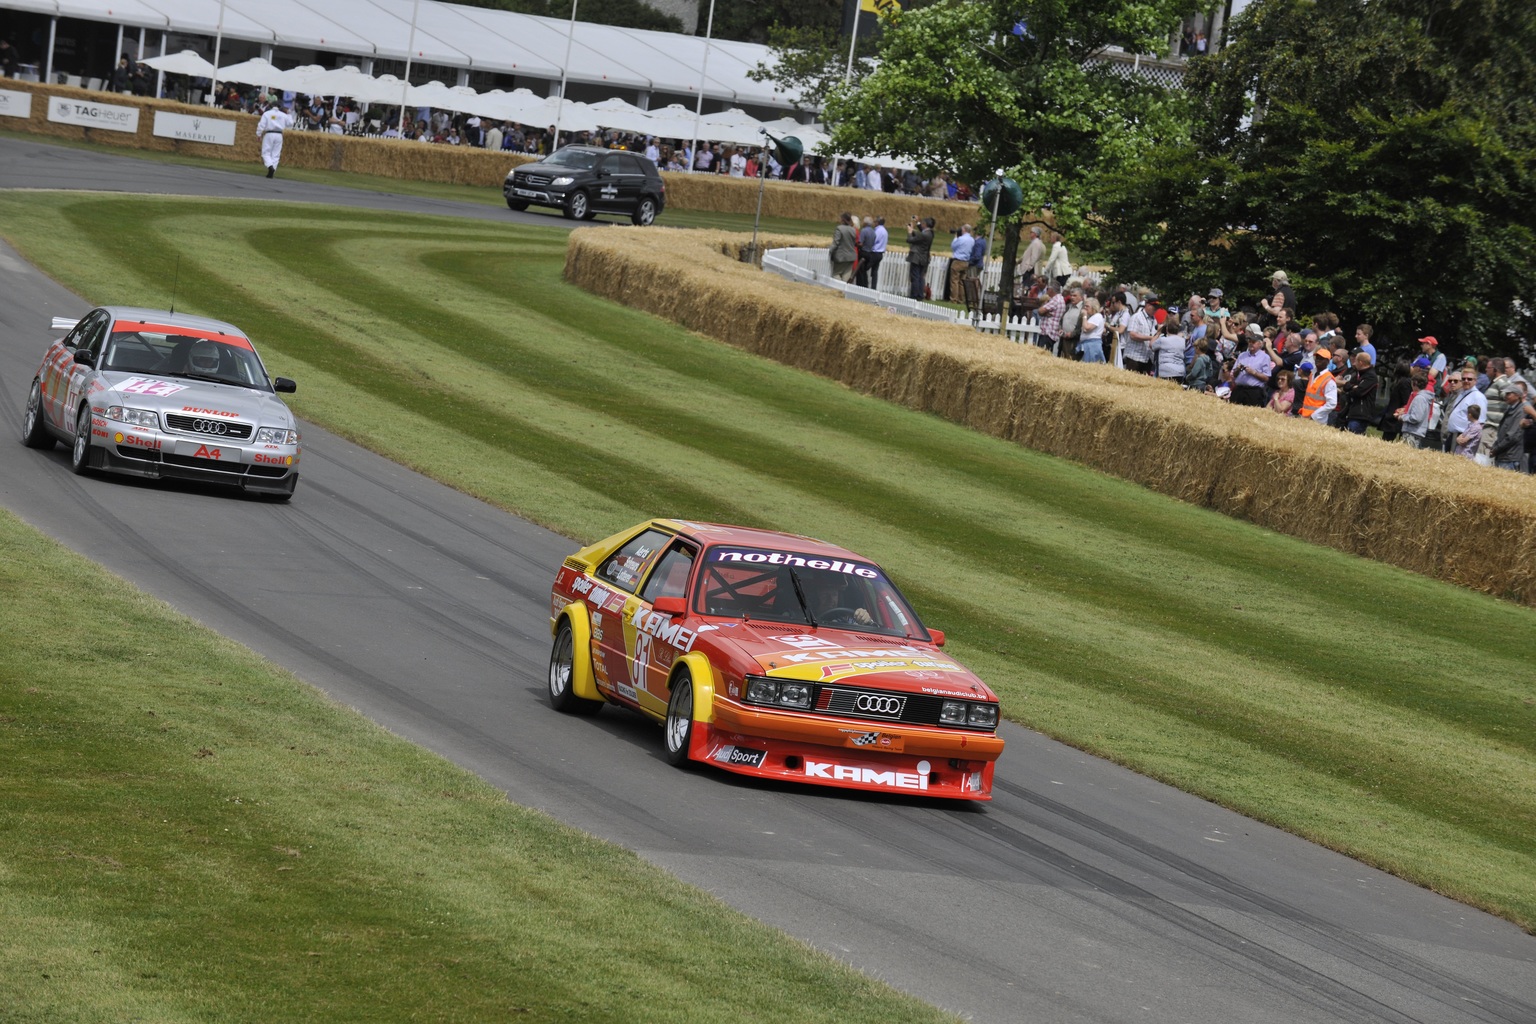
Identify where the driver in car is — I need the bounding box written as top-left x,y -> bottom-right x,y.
807,574 -> 875,627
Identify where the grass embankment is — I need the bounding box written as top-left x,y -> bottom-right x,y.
1,192 -> 1534,948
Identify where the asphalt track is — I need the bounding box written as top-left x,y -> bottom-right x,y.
3,135 -> 1535,1023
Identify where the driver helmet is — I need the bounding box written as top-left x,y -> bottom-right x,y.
189,339 -> 221,374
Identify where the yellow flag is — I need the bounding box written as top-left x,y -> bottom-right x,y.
860,0 -> 901,14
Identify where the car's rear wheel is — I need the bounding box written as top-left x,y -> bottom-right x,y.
506,197 -> 529,211
564,190 -> 590,221
664,670 -> 695,767
548,620 -> 603,715
632,196 -> 658,226
22,381 -> 54,450
69,405 -> 93,475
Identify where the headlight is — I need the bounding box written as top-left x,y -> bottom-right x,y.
255,426 -> 298,444
967,703 -> 999,728
105,406 -> 158,428
940,700 -> 968,725
551,175 -> 576,186
744,675 -> 814,710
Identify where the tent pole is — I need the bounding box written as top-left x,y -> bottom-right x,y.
398,0 -> 421,136
687,0 -> 716,174
553,0 -> 578,152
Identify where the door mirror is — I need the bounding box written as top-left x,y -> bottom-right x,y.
928,628 -> 945,647
652,596 -> 686,618
73,350 -> 95,368
274,377 -> 297,393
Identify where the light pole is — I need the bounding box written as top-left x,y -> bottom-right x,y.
208,0 -> 227,106
687,0 -> 717,173
397,0 -> 421,136
553,0 -> 579,152
977,168 -> 1003,327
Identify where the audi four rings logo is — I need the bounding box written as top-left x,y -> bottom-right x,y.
193,419 -> 229,435
855,694 -> 905,715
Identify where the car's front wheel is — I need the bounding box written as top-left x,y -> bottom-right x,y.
69,405 -> 93,475
632,196 -> 658,227
564,190 -> 590,221
548,620 -> 603,715
506,197 -> 529,211
664,670 -> 696,767
22,381 -> 54,450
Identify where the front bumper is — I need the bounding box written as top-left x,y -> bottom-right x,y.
504,180 -> 570,206
692,700 -> 1003,800
90,422 -> 299,495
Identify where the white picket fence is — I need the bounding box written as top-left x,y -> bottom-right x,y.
760,247 -> 1049,345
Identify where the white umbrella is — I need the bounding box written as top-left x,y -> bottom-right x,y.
140,50 -> 217,79
216,58 -> 310,91
405,80 -> 486,115
286,65 -> 383,101
587,97 -> 655,135
639,103 -> 707,142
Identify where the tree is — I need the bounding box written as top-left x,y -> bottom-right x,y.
747,24 -> 878,113
1098,0 -> 1536,357
818,0 -> 1200,313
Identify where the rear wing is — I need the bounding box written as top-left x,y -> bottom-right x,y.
51,317 -> 79,332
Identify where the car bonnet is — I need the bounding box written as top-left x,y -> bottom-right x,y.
701,621 -> 996,701
97,371 -> 293,427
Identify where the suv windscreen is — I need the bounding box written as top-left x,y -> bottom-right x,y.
543,149 -> 600,170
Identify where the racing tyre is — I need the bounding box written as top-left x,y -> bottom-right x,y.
663,670 -> 696,767
22,381 -> 54,450
69,405 -> 94,476
506,197 -> 529,211
631,196 -> 658,226
564,190 -> 590,221
548,620 -> 603,715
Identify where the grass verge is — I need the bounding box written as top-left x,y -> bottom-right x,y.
1,192 -> 1533,944
0,507 -> 956,1024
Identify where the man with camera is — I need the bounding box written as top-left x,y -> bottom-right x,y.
906,217 -> 934,300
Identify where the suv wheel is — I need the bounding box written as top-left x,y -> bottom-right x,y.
506,197 -> 529,211
564,190 -> 590,221
632,196 -> 658,226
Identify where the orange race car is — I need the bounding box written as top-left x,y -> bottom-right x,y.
547,520 -> 1004,800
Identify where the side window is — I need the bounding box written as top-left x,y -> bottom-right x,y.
76,314 -> 110,361
639,544 -> 696,604
617,154 -> 644,176
596,528 -> 672,593
62,310 -> 105,352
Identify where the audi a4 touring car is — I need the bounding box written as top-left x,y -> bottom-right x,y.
22,307 -> 301,500
548,520 -> 1004,800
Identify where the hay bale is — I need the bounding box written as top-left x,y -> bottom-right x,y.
562,227 -> 1536,607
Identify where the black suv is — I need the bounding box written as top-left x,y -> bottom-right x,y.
504,146 -> 666,225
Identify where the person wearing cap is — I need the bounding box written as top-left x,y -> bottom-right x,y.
1258,271 -> 1296,324
255,97 -> 294,179
1419,335 -> 1447,380
1480,357 -> 1527,458
1232,328 -> 1275,406
1206,288 -> 1229,320
1123,293 -> 1158,374
1491,382 -> 1531,470
1299,347 -> 1339,423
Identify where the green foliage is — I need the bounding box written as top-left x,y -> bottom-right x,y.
748,24 -> 878,113
820,0 -> 1199,245
1099,0 -> 1536,356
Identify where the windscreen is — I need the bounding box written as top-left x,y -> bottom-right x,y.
101,323 -> 270,391
543,149 -> 599,170
694,546 -> 926,640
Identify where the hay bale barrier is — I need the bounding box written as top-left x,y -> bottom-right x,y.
1,81 -> 959,220
564,227 -> 1536,606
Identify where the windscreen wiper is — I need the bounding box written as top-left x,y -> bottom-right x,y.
786,567 -> 818,628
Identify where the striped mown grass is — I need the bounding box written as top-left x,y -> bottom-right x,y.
1,192 -> 1534,936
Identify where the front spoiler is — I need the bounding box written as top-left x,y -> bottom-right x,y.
93,442 -> 298,495
688,720 -> 996,800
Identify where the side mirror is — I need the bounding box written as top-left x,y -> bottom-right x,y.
651,596 -> 686,618
274,377 -> 297,393
73,350 -> 96,368
928,628 -> 946,647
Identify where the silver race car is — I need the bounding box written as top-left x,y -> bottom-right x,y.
22,306 -> 302,501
